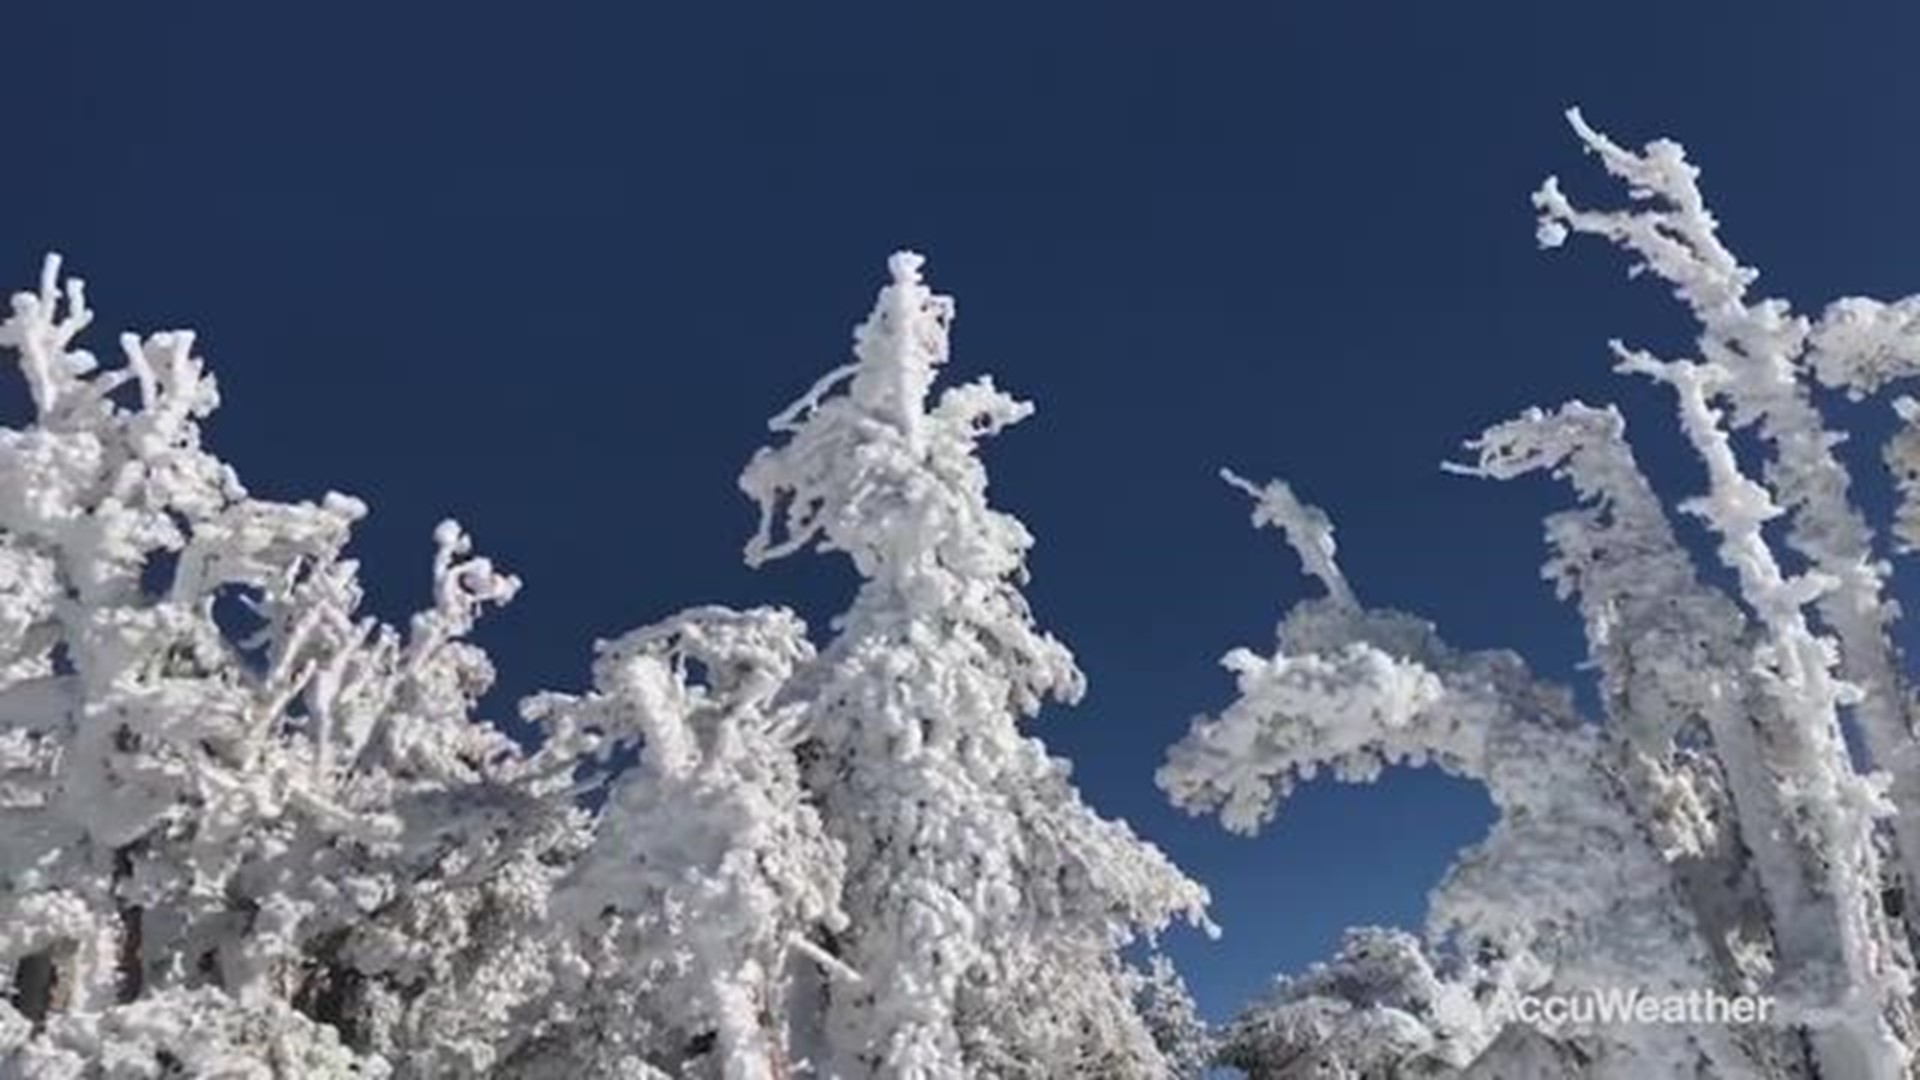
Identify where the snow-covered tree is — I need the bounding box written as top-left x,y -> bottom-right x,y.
1162,471 -> 1778,1077
1130,955 -> 1212,1080
0,253 -> 585,1077
1214,927 -> 1479,1080
739,252 -> 1213,1078
0,255 -> 841,1079
1166,110 -> 1920,1079
515,605 -> 850,1080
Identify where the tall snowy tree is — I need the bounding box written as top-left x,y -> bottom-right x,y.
1530,113 -> 1916,1080
1166,110 -> 1920,1079
739,252 -> 1212,1078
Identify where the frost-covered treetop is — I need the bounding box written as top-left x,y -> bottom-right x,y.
742,250 -> 1024,582
740,249 -> 1081,718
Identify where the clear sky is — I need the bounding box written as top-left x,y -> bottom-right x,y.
10,2 -> 1920,1023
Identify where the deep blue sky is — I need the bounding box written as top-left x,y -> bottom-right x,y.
10,2 -> 1920,1022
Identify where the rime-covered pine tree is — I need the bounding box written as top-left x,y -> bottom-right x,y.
740,253 -> 1212,1078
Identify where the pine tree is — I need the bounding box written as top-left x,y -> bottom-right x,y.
740,252 -> 1212,1078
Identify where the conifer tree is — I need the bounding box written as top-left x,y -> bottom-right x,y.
741,253 -> 1212,1078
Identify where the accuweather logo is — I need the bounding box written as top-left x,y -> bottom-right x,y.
1491,988 -> 1777,1027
